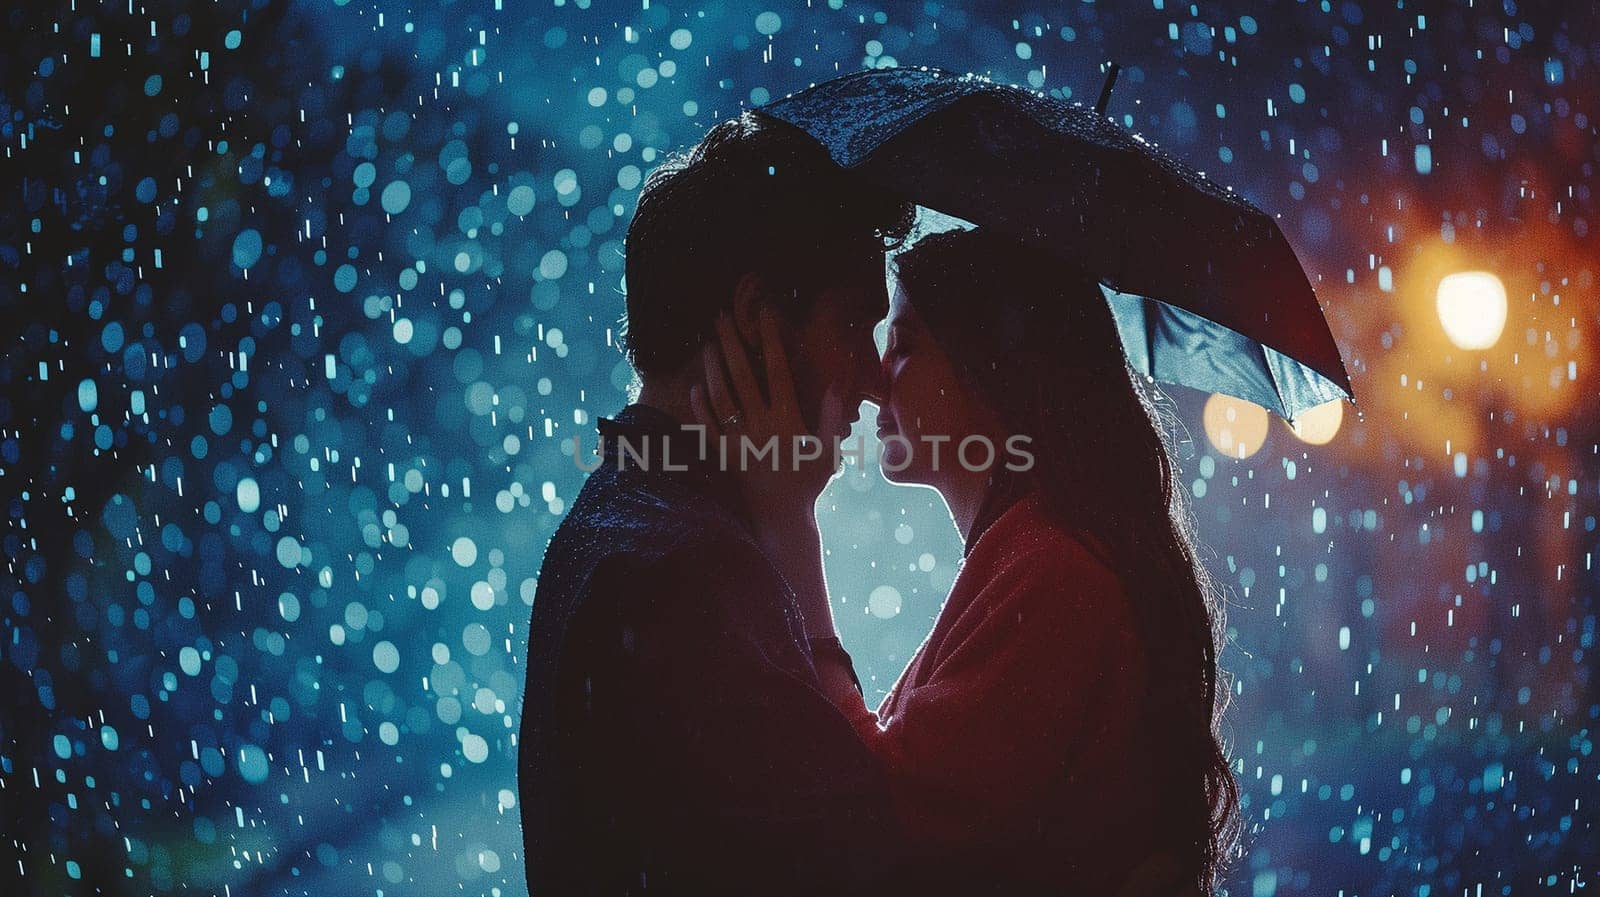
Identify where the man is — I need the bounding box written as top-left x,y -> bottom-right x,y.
518,111 -> 915,896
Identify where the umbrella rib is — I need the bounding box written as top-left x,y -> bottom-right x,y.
1141,295 -> 1160,380
1257,335 -> 1290,422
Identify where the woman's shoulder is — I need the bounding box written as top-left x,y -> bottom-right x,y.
973,492 -> 1122,587
952,494 -> 1150,692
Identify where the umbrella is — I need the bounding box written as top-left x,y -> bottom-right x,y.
755,66 -> 1354,423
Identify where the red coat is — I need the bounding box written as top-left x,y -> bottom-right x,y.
817,491 -> 1198,896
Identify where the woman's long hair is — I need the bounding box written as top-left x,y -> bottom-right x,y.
893,228 -> 1243,893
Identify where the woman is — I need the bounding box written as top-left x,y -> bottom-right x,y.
692,227 -> 1241,896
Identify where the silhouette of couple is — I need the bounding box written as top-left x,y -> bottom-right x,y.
520,112 -> 1240,897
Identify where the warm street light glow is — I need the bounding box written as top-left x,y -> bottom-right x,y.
1286,398 -> 1345,445
1202,393 -> 1270,459
1436,271 -> 1508,350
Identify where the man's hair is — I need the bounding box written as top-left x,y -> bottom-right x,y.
621,111 -> 915,376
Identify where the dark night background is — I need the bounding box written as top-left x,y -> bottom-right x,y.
2,0 -> 1596,894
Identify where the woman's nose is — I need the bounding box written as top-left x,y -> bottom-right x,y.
859,359 -> 890,408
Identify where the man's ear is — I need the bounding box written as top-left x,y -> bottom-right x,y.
729,272 -> 766,350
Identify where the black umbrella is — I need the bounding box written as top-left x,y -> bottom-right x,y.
756,66 -> 1354,423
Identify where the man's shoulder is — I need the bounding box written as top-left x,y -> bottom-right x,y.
536,466 -> 790,625
554,468 -> 755,566
535,471 -> 808,694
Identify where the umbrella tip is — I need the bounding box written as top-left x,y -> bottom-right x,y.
1095,62 -> 1122,116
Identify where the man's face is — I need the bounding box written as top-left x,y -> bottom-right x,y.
783,271 -> 891,450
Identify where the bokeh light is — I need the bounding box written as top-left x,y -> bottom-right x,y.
1435,271 -> 1509,350
1202,393 -> 1270,459
1285,398 -> 1345,446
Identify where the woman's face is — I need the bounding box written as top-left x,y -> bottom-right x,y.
876,281 -> 1002,487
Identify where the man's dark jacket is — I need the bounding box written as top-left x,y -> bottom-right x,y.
518,403 -> 896,896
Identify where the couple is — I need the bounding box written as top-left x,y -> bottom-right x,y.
518,112 -> 1240,897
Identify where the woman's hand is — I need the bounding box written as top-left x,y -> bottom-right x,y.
689,305 -> 846,523
690,305 -> 846,636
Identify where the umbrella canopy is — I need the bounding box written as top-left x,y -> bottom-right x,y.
756,67 -> 1354,423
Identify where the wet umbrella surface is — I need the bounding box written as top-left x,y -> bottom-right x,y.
760,67 -> 1355,421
